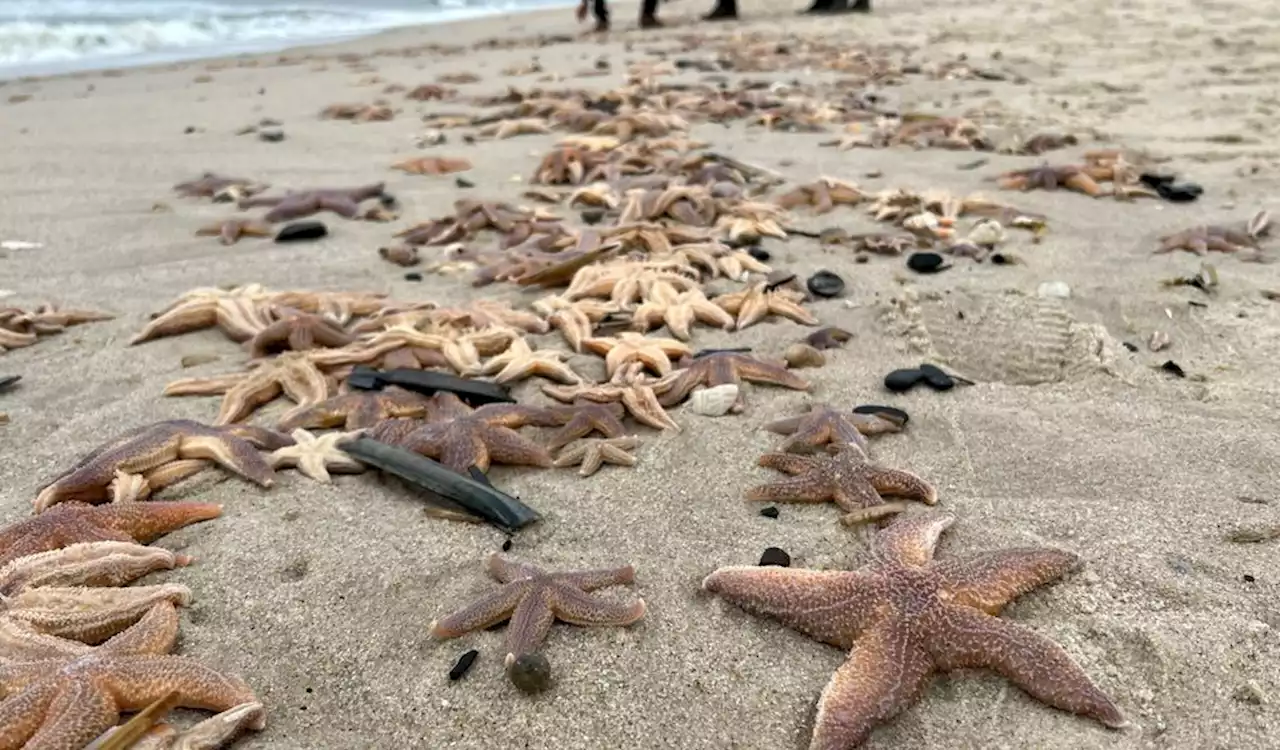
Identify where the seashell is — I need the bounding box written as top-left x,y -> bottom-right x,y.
902,212 -> 940,233
966,218 -> 1006,247
1036,280 -> 1071,299
1148,330 -> 1171,352
784,343 -> 826,369
689,384 -> 739,416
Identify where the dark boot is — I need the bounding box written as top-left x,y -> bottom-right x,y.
803,0 -> 869,13
639,0 -> 662,28
704,0 -> 738,20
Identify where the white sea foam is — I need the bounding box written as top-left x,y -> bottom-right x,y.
0,0 -> 545,76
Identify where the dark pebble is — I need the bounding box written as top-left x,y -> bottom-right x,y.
806,270 -> 845,298
0,374 -> 20,392
884,368 -> 924,392
379,194 -> 399,209
990,253 -> 1010,265
746,246 -> 770,262
449,649 -> 479,681
1161,360 -> 1186,378
765,270 -> 797,291
455,177 -> 475,189
404,272 -> 423,282
183,125 -> 197,134
502,538 -> 513,552
805,326 -> 852,350
759,506 -> 780,519
581,208 -> 606,225
759,547 -> 791,567
1243,574 -> 1256,583
1155,182 -> 1202,203
274,221 -> 327,243
852,404 -> 909,426
907,252 -> 948,274
918,364 -> 955,391
1123,342 -> 1139,352
1139,172 -> 1175,189
508,653 -> 553,694
258,129 -> 284,142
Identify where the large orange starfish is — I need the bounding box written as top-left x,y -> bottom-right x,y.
0,602 -> 264,749
704,512 -> 1126,749
0,502 -> 222,569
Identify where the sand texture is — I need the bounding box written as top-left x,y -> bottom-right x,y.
1,0 -> 1279,747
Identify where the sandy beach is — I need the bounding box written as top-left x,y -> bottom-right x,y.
1,0 -> 1279,747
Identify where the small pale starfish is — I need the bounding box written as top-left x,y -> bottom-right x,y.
0,541 -> 190,596
195,217 -> 273,246
553,436 -> 640,477
34,420 -> 288,511
246,308 -> 355,358
655,351 -> 810,408
0,502 -> 221,570
542,362 -> 680,432
763,404 -> 904,454
429,554 -> 646,669
582,331 -> 693,378
543,401 -> 627,451
703,511 -> 1126,748
534,296 -> 621,353
268,429 -> 365,483
630,283 -> 735,341
276,385 -> 434,431
713,282 -> 819,330
473,337 -> 581,384
746,444 -> 937,527
996,165 -> 1103,197
163,351 -> 332,425
129,285 -> 276,345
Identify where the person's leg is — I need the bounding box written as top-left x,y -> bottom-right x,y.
593,0 -> 610,29
639,0 -> 662,27
803,0 -> 869,13
704,0 -> 738,21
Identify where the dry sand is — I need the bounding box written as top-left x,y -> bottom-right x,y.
2,0 -> 1279,747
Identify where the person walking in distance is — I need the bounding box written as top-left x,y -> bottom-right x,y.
577,0 -> 662,30
702,0 -> 870,22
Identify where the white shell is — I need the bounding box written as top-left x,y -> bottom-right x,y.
689,384 -> 739,417
966,218 -> 1007,247
902,212 -> 940,232
1037,280 -> 1072,299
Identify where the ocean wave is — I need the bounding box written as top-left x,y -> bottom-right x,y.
0,0 -> 515,71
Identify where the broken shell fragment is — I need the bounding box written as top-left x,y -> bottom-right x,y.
689,384 -> 739,416
784,343 -> 826,369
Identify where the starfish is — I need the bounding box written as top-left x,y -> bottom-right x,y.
703,511 -> 1126,748
172,174 -> 267,200
996,165 -> 1103,197
429,554 -> 646,668
534,296 -> 622,352
163,352 -> 332,425
1156,211 -> 1269,256
34,420 -> 288,511
543,362 -> 681,432
543,401 -> 627,451
0,541 -> 190,597
238,183 -> 386,222
3,578 -> 191,648
364,393 -> 556,472
346,323 -> 521,375
0,601 -> 265,749
0,501 -> 222,569
473,337 -> 581,384
582,332 -> 693,378
194,217 -> 273,245
391,156 -> 472,175
746,445 -> 937,526
713,282 -> 819,330
129,285 -> 277,345
630,283 -> 735,341
775,177 -> 864,214
268,429 -> 365,483
245,308 -> 356,358
553,436 -> 640,477
655,351 -> 810,408
763,404 -> 904,454
276,385 -> 434,431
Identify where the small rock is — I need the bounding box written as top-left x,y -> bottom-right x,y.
1160,360 -> 1186,378
449,649 -> 480,681
379,245 -> 419,267
455,177 -> 475,189
1234,681 -> 1268,705
805,326 -> 851,350
906,252 -> 947,274
759,506 -> 780,519
502,538 -> 513,552
258,129 -> 285,142
784,343 -> 825,369
180,353 -> 220,368
806,270 -> 845,298
581,208 -> 606,225
689,384 -> 739,416
274,221 -> 328,243
507,653 -> 552,694
759,547 -> 791,567
1037,280 -> 1072,299
404,272 -> 424,282
746,246 -> 770,262
0,412 -> 8,425
0,374 -> 23,392
1148,330 -> 1171,352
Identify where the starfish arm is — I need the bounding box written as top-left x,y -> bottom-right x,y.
142,459 -> 210,495
129,304 -> 217,345
474,404 -> 561,429
809,627 -> 934,750
486,554 -> 542,584
93,502 -> 223,547
503,587 -> 557,664
548,583 -> 646,629
161,701 -> 266,749
762,415 -> 803,435
545,415 -> 594,451
933,548 -> 1080,615
161,374 -> 243,397
1204,236 -> 1242,253
767,296 -> 820,326
276,398 -> 354,431
100,602 -> 182,656
702,566 -> 881,650
213,379 -> 281,425
831,478 -> 890,515
245,320 -> 293,358
619,387 -> 681,431
927,604 -> 1126,729
865,466 -> 938,505
104,655 -> 259,715
554,565 -> 636,592
0,680 -> 60,748
756,452 -> 819,475
34,430 -> 185,510
872,513 -> 955,568
735,359 -> 811,391
275,361 -> 331,411
1063,173 -> 1103,198
0,542 -> 187,594
733,290 -> 771,329
176,435 -> 275,488
214,301 -> 273,343
217,424 -> 292,451
12,584 -> 191,644
429,581 -> 531,638
476,426 -> 554,469
25,681 -> 122,750
592,443 -> 638,472
653,367 -> 703,406
745,476 -> 833,504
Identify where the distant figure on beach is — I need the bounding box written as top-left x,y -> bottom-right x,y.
578,0 -> 869,30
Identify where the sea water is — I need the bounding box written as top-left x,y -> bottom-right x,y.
0,0 -> 565,78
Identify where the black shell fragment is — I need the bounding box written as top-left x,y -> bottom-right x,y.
806,270 -> 845,298
884,368 -> 924,392
852,404 -> 909,426
449,649 -> 479,681
759,547 -> 791,567
274,221 -> 327,243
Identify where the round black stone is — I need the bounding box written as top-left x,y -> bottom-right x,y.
508,653 -> 553,694
502,538 -> 513,552
403,272 -> 423,282
918,364 -> 955,391
806,270 -> 845,298
746,246 -> 770,262
884,368 -> 924,392
759,506 -> 780,519
759,547 -> 791,567
274,221 -> 327,243
906,252 -> 947,274
449,649 -> 479,681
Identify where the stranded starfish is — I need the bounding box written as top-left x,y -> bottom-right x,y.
364,392 -> 556,472
630,283 -> 735,341
473,337 -> 581,384
542,363 -> 680,432
0,502 -> 221,569
195,217 -> 273,246
238,183 -> 386,223
246,309 -> 356,358
713,282 -> 819,330
553,436 -> 640,477
0,542 -> 190,597
1156,211 -> 1269,257
268,429 -> 365,483
655,351 -> 810,408
277,385 -> 434,431
34,420 -> 287,511
746,445 -> 936,526
163,352 -> 332,425
763,404 -> 904,454
544,402 -> 627,451
3,580 -> 191,648
0,602 -> 265,750
703,512 -> 1125,748
582,332 -> 693,378
429,554 -> 646,670
130,285 -> 276,345
996,165 -> 1103,197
